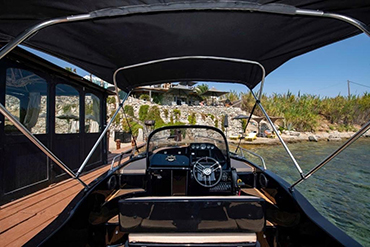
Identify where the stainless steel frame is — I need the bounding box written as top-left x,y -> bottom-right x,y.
229,143 -> 266,170
290,120 -> 370,190
250,91 -> 305,177
296,9 -> 370,37
110,153 -> 126,170
113,56 -> 266,91
0,2 -> 369,188
76,92 -> 130,177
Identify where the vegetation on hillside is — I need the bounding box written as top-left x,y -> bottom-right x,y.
124,105 -> 134,117
113,90 -> 369,135
241,91 -> 370,132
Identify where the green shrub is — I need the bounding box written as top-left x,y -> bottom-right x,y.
139,105 -> 149,121
124,105 -> 134,117
139,94 -> 150,101
110,111 -> 121,125
153,94 -> 164,104
122,117 -> 142,136
163,109 -> 169,119
147,106 -> 165,129
188,112 -> 196,125
173,109 -> 181,120
221,115 -> 225,132
107,96 -> 116,104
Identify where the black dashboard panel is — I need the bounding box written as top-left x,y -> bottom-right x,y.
149,143 -> 228,169
147,143 -> 232,195
150,153 -> 190,167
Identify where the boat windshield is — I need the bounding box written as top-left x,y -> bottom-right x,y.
148,126 -> 228,156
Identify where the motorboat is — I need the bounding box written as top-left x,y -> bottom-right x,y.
0,1 -> 369,246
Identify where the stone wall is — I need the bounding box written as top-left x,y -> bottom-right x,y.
109,97 -> 263,138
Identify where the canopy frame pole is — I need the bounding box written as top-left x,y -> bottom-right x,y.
0,14 -> 92,60
76,91 -> 130,177
296,9 -> 370,37
0,102 -> 88,188
250,91 -> 305,178
290,120 -> 370,190
113,56 -> 266,79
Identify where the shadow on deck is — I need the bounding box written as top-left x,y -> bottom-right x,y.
0,143 -> 144,246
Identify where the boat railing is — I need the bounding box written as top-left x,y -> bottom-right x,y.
229,143 -> 266,170
110,153 -> 126,170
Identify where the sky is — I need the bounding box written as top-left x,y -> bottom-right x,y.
23,33 -> 370,98
204,34 -> 370,97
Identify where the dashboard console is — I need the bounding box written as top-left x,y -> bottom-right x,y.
148,143 -> 233,195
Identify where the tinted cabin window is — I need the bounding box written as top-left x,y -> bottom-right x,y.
85,93 -> 101,133
5,68 -> 47,134
55,84 -> 79,134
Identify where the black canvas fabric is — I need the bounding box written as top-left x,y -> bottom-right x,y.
1,1 -> 369,91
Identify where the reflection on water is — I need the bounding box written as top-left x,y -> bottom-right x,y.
241,139 -> 370,246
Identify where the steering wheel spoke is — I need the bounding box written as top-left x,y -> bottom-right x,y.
193,157 -> 222,188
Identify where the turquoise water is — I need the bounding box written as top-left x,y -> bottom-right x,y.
242,138 -> 370,246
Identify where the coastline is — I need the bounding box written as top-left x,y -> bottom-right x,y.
228,130 -> 369,146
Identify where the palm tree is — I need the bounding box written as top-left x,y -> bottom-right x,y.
195,83 -> 209,100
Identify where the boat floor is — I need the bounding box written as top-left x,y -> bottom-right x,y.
0,148 -> 269,246
0,147 -> 134,247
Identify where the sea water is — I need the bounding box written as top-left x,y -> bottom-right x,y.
242,138 -> 370,246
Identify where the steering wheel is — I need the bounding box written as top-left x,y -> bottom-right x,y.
192,157 -> 222,188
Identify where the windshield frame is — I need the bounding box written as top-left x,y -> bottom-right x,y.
146,125 -> 230,165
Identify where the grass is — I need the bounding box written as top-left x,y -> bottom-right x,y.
241,91 -> 370,132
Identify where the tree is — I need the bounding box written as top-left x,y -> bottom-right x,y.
225,90 -> 240,103
195,84 -> 209,99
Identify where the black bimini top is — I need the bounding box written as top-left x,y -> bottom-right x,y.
0,1 -> 369,91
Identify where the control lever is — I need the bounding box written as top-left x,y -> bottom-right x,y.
237,179 -> 245,187
231,168 -> 238,194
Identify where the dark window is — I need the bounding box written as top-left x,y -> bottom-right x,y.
85,93 -> 101,133
55,84 -> 80,134
5,68 -> 47,134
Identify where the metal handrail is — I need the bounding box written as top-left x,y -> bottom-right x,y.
229,143 -> 266,170
110,153 -> 125,170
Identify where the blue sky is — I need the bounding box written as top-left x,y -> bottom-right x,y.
207,34 -> 370,97
24,33 -> 369,98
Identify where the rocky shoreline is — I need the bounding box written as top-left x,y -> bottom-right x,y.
229,130 -> 370,146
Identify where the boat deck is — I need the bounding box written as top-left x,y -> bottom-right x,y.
0,145 -> 137,247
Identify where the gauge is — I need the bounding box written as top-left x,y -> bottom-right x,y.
200,144 -> 206,150
210,146 -> 215,150
191,144 -> 196,149
196,145 -> 200,149
207,145 -> 211,149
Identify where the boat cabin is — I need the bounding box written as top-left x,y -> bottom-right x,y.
0,48 -> 112,205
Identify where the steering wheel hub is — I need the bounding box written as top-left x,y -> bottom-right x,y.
193,157 -> 222,188
203,168 -> 212,176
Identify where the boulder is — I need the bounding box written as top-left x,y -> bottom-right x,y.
308,135 -> 318,142
327,134 -> 341,142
